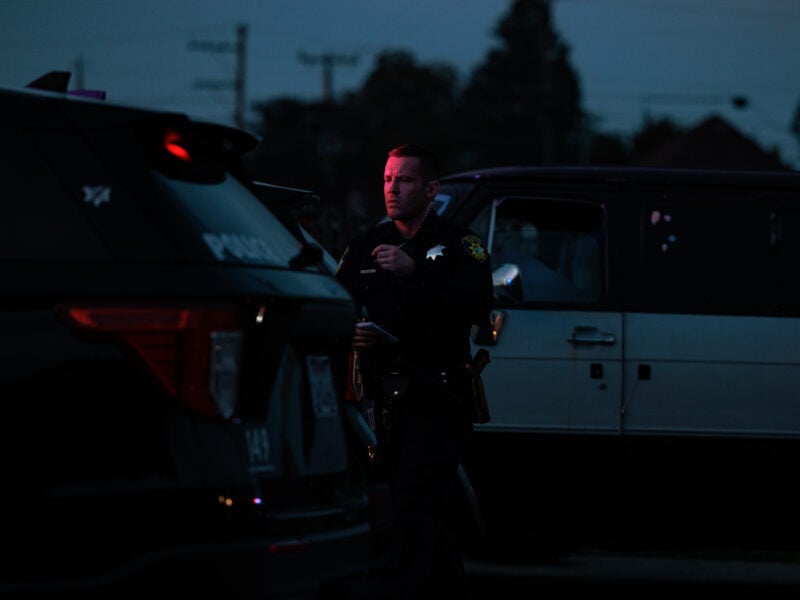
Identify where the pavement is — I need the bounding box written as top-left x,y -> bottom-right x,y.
320,547 -> 800,598
465,548 -> 800,588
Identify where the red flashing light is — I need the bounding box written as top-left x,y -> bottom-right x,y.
163,131 -> 192,162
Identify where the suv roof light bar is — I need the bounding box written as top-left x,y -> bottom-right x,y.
25,70 -> 106,100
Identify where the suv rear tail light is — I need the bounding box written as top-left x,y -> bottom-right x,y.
141,120 -> 257,183
64,306 -> 242,420
163,131 -> 192,162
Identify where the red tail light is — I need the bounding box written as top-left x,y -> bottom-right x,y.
64,306 -> 242,420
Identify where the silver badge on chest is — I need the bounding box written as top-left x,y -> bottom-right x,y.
426,244 -> 446,261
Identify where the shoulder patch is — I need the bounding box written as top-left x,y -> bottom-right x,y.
461,235 -> 488,263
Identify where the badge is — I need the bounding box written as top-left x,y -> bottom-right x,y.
426,244 -> 446,261
462,235 -> 488,263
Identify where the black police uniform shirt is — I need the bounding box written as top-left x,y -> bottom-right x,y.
335,211 -> 493,372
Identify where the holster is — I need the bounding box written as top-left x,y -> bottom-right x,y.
468,370 -> 491,424
439,366 -> 491,424
467,348 -> 491,424
392,357 -> 491,425
377,370 -> 412,442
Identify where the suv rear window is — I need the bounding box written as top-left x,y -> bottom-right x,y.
151,171 -> 302,265
1,117 -> 301,267
0,130 -> 113,262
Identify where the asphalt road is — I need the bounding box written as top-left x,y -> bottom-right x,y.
319,545 -> 800,599
464,549 -> 800,596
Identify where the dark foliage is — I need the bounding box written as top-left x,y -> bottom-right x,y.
243,0 -> 795,257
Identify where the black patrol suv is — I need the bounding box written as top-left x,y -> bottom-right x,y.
0,73 -> 369,597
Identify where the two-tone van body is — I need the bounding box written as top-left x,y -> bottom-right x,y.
436,166 -> 800,552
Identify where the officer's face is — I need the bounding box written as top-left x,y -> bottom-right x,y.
383,156 -> 438,223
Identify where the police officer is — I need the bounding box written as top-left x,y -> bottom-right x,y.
336,144 -> 493,599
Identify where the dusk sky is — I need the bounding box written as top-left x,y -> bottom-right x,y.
1,0 -> 798,168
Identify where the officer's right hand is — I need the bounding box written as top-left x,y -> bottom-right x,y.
351,325 -> 382,349
372,244 -> 415,277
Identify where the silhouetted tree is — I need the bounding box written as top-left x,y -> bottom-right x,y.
631,115 -> 684,159
588,132 -> 631,165
248,49 -> 464,255
246,1 -> 589,254
245,97 -> 320,188
247,1 -> 587,182
345,49 -> 462,179
244,96 -> 368,254
457,0 -> 585,167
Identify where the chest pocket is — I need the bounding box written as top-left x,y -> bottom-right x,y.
354,246 -> 396,323
357,261 -> 391,296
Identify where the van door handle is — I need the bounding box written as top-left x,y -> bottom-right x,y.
567,326 -> 617,345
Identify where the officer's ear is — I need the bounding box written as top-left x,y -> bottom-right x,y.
425,178 -> 440,199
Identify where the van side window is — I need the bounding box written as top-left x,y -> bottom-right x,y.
777,210 -> 800,310
474,196 -> 604,304
640,200 -> 774,313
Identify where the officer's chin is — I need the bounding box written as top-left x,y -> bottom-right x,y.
385,205 -> 403,218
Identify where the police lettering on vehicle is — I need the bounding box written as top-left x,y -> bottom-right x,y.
203,232 -> 280,262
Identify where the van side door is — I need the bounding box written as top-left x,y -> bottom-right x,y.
464,190 -> 622,434
620,188 -> 800,437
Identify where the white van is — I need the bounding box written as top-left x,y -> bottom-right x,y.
437,166 -> 800,551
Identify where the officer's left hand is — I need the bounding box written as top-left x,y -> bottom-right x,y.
372,243 -> 415,277
351,324 -> 382,349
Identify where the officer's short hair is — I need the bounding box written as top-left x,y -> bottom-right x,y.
387,144 -> 440,181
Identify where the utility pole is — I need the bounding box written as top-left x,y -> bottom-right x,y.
538,0 -> 555,164
188,24 -> 248,128
297,51 -> 358,102
234,24 -> 246,129
74,55 -> 85,90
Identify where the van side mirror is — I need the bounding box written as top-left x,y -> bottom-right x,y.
471,310 -> 506,346
493,263 -> 523,305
